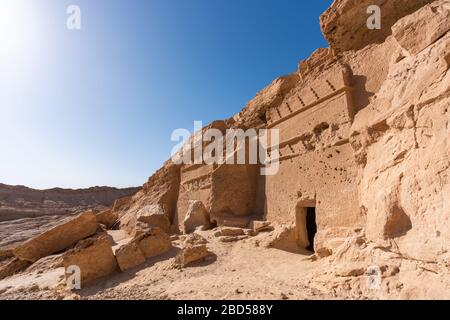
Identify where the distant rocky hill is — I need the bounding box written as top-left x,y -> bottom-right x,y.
0,183 -> 140,249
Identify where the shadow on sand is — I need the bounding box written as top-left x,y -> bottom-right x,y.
76,246 -> 218,297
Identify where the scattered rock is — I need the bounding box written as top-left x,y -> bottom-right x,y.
183,201 -> 210,234
213,227 -> 246,237
181,233 -> 208,246
174,233 -> 211,267
135,228 -> 172,259
316,247 -> 333,258
136,204 -> 171,234
115,241 -> 146,272
218,236 -> 249,243
175,244 -> 210,267
250,221 -> 273,233
62,235 -> 118,287
267,224 -> 302,253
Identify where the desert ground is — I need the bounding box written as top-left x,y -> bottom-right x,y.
1,226 -> 448,300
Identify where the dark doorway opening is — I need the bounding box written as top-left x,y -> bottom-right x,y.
306,207 -> 317,252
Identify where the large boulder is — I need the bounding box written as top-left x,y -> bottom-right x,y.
266,223 -> 304,254
115,241 -> 146,272
135,228 -> 172,259
63,235 -> 118,287
14,210 -> 98,262
114,227 -> 172,271
183,201 -> 210,234
175,245 -> 210,267
320,0 -> 435,53
136,204 -> 171,234
175,234 -> 211,267
250,221 -> 273,233
392,0 -> 450,55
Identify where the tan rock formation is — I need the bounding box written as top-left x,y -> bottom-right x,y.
114,227 -> 172,271
117,161 -> 181,235
115,241 -> 146,272
267,224 -> 303,254
95,209 -> 118,229
107,1 -> 448,269
250,221 -> 273,233
62,235 -> 118,286
135,228 -> 172,259
232,74 -> 299,130
183,201 -> 210,234
14,211 -> 98,262
350,4 -> 450,262
136,204 -> 171,234
320,0 -> 435,53
175,244 -> 210,267
175,234 -> 211,267
1,0 -> 449,300
392,0 -> 450,55
213,227 -> 246,238
180,233 -> 208,246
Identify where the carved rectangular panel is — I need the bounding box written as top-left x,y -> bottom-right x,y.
266,66 -> 354,164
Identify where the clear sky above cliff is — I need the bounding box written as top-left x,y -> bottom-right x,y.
0,0 -> 332,189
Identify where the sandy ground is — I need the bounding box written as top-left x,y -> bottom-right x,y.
0,229 -> 448,300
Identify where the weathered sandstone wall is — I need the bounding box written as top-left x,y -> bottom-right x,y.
351,0 -> 450,263
1,0 -> 449,300
111,0 -> 449,265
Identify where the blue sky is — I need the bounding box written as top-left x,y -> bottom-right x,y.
0,0 -> 332,189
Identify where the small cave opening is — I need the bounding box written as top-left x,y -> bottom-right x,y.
209,219 -> 218,229
295,204 -> 318,253
306,207 -> 317,252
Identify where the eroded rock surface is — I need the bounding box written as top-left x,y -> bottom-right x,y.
0,0 -> 449,300
320,0 -> 435,52
175,234 -> 211,267
183,201 -> 210,234
62,235 -> 118,287
14,211 -> 98,262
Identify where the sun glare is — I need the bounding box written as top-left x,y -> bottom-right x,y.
0,0 -> 43,82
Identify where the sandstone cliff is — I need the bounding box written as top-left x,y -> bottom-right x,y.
0,0 -> 448,300
105,0 -> 450,298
